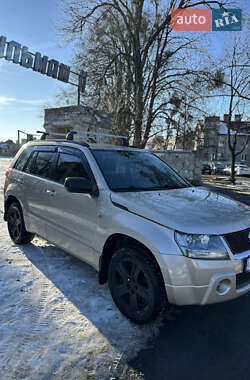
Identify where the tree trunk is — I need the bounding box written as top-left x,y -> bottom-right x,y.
132,67 -> 144,147
231,152 -> 236,184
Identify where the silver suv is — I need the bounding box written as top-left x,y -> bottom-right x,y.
4,139 -> 250,323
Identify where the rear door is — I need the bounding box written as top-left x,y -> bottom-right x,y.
8,146 -> 36,232
21,146 -> 57,237
44,147 -> 99,267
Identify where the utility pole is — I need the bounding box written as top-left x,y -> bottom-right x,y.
77,86 -> 81,106
77,70 -> 87,106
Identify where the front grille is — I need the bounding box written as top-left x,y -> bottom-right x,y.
223,228 -> 250,254
236,272 -> 250,289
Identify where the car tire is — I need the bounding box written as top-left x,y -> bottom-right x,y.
108,246 -> 167,324
7,202 -> 34,244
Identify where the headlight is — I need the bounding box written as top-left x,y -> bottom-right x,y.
175,231 -> 229,260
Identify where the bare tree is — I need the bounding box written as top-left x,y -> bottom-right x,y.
209,37 -> 250,183
60,0 -> 228,147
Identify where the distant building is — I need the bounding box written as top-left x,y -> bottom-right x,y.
146,137 -> 176,150
166,137 -> 176,150
0,140 -> 18,155
0,140 -> 15,151
175,130 -> 199,151
44,105 -> 112,143
176,114 -> 250,164
198,114 -> 250,163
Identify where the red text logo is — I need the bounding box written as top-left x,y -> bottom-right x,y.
171,9 -> 211,31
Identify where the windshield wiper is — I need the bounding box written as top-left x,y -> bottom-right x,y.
149,185 -> 189,190
112,186 -> 153,192
112,184 -> 189,192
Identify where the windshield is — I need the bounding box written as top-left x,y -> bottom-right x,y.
92,150 -> 190,192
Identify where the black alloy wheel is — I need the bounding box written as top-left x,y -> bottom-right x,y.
7,202 -> 34,244
108,247 -> 166,324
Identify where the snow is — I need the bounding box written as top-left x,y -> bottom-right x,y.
0,158 -> 161,379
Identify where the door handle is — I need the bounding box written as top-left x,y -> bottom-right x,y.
46,189 -> 56,196
17,178 -> 24,184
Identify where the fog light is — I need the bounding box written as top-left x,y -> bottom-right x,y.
216,279 -> 231,295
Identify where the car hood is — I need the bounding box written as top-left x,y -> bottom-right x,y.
111,186 -> 250,234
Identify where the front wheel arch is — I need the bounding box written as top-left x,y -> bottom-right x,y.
99,234 -> 165,289
108,246 -> 167,323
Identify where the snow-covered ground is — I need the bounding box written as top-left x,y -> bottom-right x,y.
0,158 -> 161,379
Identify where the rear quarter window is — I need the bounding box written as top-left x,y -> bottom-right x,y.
23,152 -> 36,174
14,147 -> 33,171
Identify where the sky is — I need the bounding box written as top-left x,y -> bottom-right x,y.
0,0 -> 76,142
0,0 -> 249,142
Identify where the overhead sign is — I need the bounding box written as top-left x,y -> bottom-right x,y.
0,35 -> 87,92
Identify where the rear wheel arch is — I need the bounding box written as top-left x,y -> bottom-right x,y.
4,195 -> 21,220
6,200 -> 34,244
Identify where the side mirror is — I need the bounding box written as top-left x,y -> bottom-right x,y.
64,177 -> 98,196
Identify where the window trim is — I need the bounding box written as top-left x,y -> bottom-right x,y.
13,147 -> 34,172
14,145 -> 97,187
23,151 -> 37,174
50,147 -> 96,185
33,145 -> 58,152
27,150 -> 57,180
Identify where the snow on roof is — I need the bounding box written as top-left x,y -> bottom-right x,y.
218,122 -> 249,136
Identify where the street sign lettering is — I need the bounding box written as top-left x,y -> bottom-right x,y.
0,35 -> 70,83
0,35 -> 87,91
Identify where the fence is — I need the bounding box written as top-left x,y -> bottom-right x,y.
153,150 -> 202,185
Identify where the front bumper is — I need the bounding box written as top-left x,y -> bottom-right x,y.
157,253 -> 250,305
165,271 -> 250,305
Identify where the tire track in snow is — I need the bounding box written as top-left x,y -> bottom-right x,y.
0,237 -> 52,370
15,244 -> 51,357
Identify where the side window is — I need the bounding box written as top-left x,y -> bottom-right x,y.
54,153 -> 89,184
23,152 -> 36,174
14,148 -> 33,171
32,152 -> 55,179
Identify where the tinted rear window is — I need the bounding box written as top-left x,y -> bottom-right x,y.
23,152 -> 36,174
32,152 -> 55,179
14,148 -> 33,171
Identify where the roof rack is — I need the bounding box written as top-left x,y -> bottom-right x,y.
36,131 -> 50,140
66,130 -> 77,141
36,130 -> 129,146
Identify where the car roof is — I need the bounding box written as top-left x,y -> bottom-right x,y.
23,140 -> 146,152
90,144 -> 144,152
